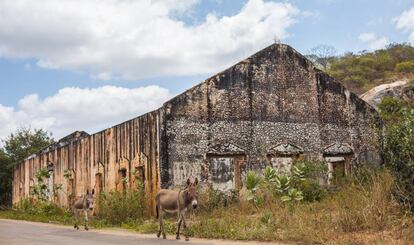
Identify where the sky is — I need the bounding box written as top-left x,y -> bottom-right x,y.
1,0 -> 414,140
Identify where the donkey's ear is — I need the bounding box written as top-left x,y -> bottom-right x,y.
194,178 -> 198,186
186,178 -> 191,186
86,189 -> 90,195
92,189 -> 95,195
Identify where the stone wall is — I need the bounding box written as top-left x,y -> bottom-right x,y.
161,44 -> 382,190
13,43 -> 382,208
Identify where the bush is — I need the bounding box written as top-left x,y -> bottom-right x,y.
198,185 -> 229,213
396,61 -> 414,73
97,187 -> 145,225
14,198 -> 67,217
379,97 -> 414,211
258,162 -> 327,203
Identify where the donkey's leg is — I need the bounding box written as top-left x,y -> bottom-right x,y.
83,210 -> 89,231
181,212 -> 190,241
157,210 -> 162,238
160,212 -> 167,239
176,211 -> 182,240
74,209 -> 79,230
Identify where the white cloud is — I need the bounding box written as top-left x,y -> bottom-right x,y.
0,86 -> 172,140
394,7 -> 414,44
358,32 -> 389,50
0,0 -> 300,80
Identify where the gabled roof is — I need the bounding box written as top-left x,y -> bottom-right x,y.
323,142 -> 353,155
268,143 -> 303,155
207,142 -> 245,155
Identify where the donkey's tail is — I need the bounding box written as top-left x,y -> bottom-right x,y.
156,205 -> 159,219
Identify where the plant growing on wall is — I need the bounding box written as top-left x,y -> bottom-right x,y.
29,167 -> 62,202
63,169 -> 72,179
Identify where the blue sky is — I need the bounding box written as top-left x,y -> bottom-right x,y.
1,0 -> 413,139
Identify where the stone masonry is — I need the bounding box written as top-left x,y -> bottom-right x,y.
13,44 -> 382,210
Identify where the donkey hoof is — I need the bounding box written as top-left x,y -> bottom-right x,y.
156,233 -> 161,238
176,236 -> 180,240
85,227 -> 89,231
185,237 -> 190,241
162,235 -> 167,239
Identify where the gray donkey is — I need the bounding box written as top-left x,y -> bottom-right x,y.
155,178 -> 198,241
71,189 -> 95,231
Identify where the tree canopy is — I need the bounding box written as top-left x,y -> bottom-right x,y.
0,127 -> 54,206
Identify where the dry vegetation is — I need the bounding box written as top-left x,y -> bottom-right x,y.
327,43 -> 414,94
1,168 -> 413,244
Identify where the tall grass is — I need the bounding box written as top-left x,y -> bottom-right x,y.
186,168 -> 411,244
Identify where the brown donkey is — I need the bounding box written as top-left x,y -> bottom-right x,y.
155,178 -> 198,241
71,189 -> 95,231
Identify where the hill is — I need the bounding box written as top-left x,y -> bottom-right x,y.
327,43 -> 414,94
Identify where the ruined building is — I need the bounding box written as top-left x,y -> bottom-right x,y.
13,44 -> 382,210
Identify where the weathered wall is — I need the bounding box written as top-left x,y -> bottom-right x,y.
161,44 -> 382,189
13,43 -> 383,206
13,111 -> 161,211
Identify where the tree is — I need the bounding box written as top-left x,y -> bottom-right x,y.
378,96 -> 407,123
0,127 -> 54,206
0,150 -> 12,206
3,128 -> 54,164
308,44 -> 337,70
379,97 -> 414,210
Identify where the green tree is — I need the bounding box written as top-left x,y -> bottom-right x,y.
0,127 -> 54,206
379,97 -> 414,210
0,149 -> 12,206
378,97 -> 407,123
3,128 -> 54,164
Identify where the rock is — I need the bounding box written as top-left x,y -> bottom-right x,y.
360,80 -> 414,109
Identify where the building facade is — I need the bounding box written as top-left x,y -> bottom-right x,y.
13,44 -> 382,210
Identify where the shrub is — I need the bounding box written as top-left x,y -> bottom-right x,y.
97,182 -> 145,225
14,198 -> 66,217
198,185 -> 229,212
396,61 -> 414,73
260,162 -> 327,203
245,171 -> 264,207
379,97 -> 414,210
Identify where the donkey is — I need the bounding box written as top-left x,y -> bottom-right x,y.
71,189 -> 95,231
155,178 -> 198,241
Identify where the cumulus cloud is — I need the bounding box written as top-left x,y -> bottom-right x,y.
394,7 -> 414,44
0,0 -> 299,80
0,86 -> 172,140
358,32 -> 389,50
